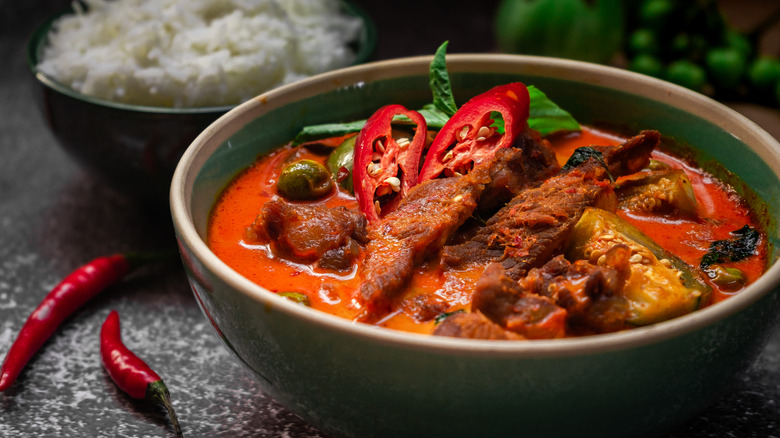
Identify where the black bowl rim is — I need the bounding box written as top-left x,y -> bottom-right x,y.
171,54 -> 780,358
25,0 -> 377,115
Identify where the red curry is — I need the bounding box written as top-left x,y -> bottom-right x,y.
208,124 -> 767,337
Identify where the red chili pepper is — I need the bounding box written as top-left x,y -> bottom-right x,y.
353,104 -> 427,223
0,252 -> 170,392
418,83 -> 530,181
101,310 -> 183,437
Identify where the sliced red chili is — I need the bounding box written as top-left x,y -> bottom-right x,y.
101,310 -> 183,437
353,104 -> 427,223
418,83 -> 530,181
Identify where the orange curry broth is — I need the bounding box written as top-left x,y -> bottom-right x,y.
208,126 -> 768,334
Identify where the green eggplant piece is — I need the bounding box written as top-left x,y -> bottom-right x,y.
566,207 -> 711,326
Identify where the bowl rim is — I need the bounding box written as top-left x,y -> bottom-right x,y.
171,53 -> 780,358
25,0 -> 377,115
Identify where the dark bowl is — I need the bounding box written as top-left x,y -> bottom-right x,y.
171,54 -> 780,438
26,1 -> 376,202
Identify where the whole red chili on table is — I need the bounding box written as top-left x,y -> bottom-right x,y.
0,252 -> 169,392
353,104 -> 428,223
418,82 -> 531,181
101,310 -> 183,437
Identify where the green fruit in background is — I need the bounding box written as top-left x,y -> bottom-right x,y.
628,28 -> 660,55
749,57 -> 780,93
495,0 -> 624,64
639,0 -> 675,31
725,28 -> 752,59
665,59 -> 707,92
705,47 -> 745,90
629,53 -> 663,77
669,33 -> 691,57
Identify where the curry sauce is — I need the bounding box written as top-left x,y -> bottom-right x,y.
208,126 -> 767,336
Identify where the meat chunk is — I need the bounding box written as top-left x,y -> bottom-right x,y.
450,251 -> 631,340
433,311 -> 525,340
442,130 -> 659,280
358,166 -> 491,320
520,250 -> 631,334
479,128 -> 561,211
472,263 -> 567,339
248,200 -> 367,270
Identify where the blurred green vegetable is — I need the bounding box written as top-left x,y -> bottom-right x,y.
724,28 -> 752,59
628,53 -> 663,77
665,60 -> 707,92
749,56 -> 780,94
494,0 -> 624,64
705,47 -> 746,90
628,28 -> 659,56
638,0 -> 674,31
620,0 -> 780,106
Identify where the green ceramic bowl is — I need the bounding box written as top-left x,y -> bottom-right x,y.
26,1 -> 376,202
170,55 -> 780,438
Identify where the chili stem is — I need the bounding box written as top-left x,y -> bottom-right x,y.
147,380 -> 184,438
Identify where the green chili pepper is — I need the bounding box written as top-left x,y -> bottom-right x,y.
326,136 -> 356,193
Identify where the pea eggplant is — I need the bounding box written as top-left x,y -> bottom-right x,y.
277,159 -> 334,201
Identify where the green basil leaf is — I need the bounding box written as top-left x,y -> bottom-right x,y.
527,85 -> 580,136
416,104 -> 450,129
563,146 -> 613,182
700,225 -> 760,268
292,120 -> 367,145
429,41 -> 458,117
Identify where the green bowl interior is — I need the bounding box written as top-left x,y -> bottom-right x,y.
191,69 -> 780,264
26,0 -> 377,114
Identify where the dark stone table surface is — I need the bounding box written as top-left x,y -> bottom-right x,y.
2,1 -> 780,437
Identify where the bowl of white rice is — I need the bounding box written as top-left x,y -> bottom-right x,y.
27,0 -> 375,201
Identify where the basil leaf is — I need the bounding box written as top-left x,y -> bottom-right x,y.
293,120 -> 367,144
700,225 -> 760,268
292,61 -> 581,144
293,106 -> 449,145
434,309 -> 465,325
429,41 -> 458,117
489,111 -> 506,133
562,146 -> 613,182
527,85 -> 580,136
416,104 -> 450,129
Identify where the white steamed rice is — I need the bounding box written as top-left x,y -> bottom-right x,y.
37,0 -> 364,107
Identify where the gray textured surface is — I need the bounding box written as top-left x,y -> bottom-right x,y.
2,1 -> 780,437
